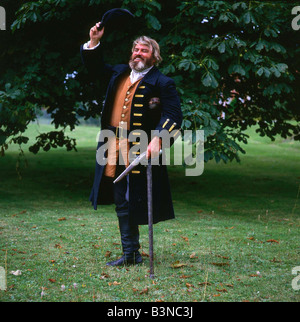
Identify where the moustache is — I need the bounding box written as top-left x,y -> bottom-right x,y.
132,55 -> 144,61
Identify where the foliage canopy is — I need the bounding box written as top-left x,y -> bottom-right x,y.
0,0 -> 299,163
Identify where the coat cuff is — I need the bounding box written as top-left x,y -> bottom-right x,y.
82,40 -> 101,50
155,116 -> 182,142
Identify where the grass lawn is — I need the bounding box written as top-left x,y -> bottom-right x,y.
0,122 -> 299,302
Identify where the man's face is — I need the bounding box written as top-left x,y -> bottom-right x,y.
129,44 -> 155,71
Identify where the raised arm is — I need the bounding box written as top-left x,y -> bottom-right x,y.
80,22 -> 113,82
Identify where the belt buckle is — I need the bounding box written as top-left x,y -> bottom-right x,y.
116,126 -> 124,139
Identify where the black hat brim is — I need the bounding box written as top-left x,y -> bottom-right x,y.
97,8 -> 135,31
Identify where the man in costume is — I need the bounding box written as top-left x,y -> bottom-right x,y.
81,22 -> 182,266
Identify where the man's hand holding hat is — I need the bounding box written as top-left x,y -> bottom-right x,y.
89,22 -> 104,48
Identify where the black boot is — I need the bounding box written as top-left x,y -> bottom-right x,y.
106,216 -> 142,266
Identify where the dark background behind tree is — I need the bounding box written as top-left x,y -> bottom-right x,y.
0,0 -> 299,162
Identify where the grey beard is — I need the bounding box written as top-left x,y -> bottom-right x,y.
129,59 -> 151,72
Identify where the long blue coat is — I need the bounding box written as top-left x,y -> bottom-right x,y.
81,44 -> 183,225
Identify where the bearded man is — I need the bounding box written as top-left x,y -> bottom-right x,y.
80,22 -> 182,266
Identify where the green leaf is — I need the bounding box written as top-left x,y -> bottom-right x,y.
218,42 -> 226,54
276,63 -> 288,73
183,119 -> 192,128
145,13 -> 161,30
202,72 -> 218,88
228,64 -> 246,76
257,67 -> 264,77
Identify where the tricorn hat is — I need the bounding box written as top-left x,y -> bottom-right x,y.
97,8 -> 135,31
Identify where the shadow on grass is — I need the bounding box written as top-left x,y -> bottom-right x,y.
1,144 -> 298,222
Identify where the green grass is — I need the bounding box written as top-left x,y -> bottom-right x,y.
0,122 -> 299,302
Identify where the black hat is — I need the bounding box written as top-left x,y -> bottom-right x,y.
97,8 -> 135,31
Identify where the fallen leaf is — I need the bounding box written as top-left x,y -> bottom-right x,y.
171,261 -> 187,269
216,255 -> 229,260
211,262 -> 230,267
198,282 -> 212,286
140,287 -> 149,295
141,251 -> 149,257
213,294 -> 221,297
105,251 -> 112,258
225,226 -> 235,230
113,281 -> 121,285
247,237 -> 254,240
181,236 -> 189,242
55,244 -> 62,249
100,272 -> 110,279
180,274 -> 191,279
186,283 -> 194,288
225,284 -> 234,288
266,239 -> 279,244
190,252 -> 198,259
49,260 -> 55,263
48,279 -> 56,283
216,288 -> 228,293
132,288 -> 138,292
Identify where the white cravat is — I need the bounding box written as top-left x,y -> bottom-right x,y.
129,66 -> 153,84
83,41 -> 153,82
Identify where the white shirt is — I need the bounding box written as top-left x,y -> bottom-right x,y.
83,41 -> 153,84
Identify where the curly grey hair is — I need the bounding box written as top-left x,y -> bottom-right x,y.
131,36 -> 162,66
